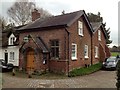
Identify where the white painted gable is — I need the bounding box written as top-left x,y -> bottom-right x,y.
8,33 -> 16,45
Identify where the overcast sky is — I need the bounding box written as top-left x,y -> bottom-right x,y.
0,0 -> 119,47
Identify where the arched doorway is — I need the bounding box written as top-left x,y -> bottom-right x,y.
26,48 -> 35,71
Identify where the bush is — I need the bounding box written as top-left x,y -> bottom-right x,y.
69,63 -> 102,77
116,60 -> 120,90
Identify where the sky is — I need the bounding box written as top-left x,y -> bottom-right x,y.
0,0 -> 119,47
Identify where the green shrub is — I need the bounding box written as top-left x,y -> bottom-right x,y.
69,63 -> 102,77
116,60 -> 120,90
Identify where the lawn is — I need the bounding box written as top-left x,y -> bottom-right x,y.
111,52 -> 120,56
69,63 -> 102,77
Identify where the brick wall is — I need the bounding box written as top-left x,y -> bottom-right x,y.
67,15 -> 92,71
92,30 -> 99,64
19,28 -> 69,74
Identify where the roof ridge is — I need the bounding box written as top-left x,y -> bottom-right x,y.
17,10 -> 86,31
52,10 -> 83,18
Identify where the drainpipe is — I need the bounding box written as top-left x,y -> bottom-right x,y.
65,27 -> 70,77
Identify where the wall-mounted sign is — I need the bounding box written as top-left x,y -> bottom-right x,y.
23,36 -> 29,42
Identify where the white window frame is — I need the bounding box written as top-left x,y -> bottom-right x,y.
78,21 -> 83,36
71,43 -> 77,60
9,37 -> 15,45
84,45 -> 89,58
8,33 -> 16,45
10,52 -> 14,60
98,30 -> 101,41
95,46 -> 98,58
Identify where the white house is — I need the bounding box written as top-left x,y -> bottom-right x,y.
1,31 -> 19,66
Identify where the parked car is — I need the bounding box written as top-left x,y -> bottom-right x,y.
102,56 -> 119,70
0,59 -> 14,72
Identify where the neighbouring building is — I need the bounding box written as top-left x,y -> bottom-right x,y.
1,28 -> 19,66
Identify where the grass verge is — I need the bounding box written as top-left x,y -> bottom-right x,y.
111,52 -> 120,57
69,62 -> 102,77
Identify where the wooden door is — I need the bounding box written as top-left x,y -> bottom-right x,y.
26,49 -> 35,71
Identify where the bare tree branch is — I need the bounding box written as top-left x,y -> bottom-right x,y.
7,0 -> 52,26
7,0 -> 35,25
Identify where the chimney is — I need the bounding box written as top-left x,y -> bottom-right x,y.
32,9 -> 40,21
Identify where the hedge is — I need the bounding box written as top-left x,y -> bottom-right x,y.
69,62 -> 102,77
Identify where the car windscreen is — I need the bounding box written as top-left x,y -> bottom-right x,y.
107,57 -> 116,62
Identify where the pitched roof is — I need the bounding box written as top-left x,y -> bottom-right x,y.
36,37 -> 49,53
91,22 -> 102,32
17,10 -> 93,33
19,35 -> 49,53
91,22 -> 108,39
2,30 -> 10,47
2,25 -> 24,47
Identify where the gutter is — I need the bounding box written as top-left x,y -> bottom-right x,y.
65,27 -> 70,77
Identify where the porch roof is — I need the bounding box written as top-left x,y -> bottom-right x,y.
36,37 -> 49,53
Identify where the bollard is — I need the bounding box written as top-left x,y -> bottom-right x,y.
28,67 -> 32,78
12,68 -> 15,76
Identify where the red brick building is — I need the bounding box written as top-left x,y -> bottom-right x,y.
91,22 -> 111,64
17,10 -> 110,75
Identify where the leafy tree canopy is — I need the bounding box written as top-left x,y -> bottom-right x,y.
87,12 -> 112,44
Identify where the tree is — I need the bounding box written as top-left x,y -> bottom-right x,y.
102,23 -> 112,44
0,16 -> 7,31
0,15 -> 14,31
110,46 -> 118,52
7,0 -> 52,25
37,8 -> 52,19
87,12 -> 103,22
87,12 -> 112,44
118,46 -> 120,52
116,60 -> 120,90
7,0 -> 35,25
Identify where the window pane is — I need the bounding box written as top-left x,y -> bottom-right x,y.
55,41 -> 59,46
10,52 -> 14,60
78,21 -> 83,35
78,21 -> 82,28
72,44 -> 77,59
95,46 -> 98,57
72,52 -> 75,57
51,48 -> 55,57
72,45 -> 75,51
50,40 -> 59,59
51,41 -> 54,46
98,30 -> 101,40
10,38 -> 12,45
84,45 -> 88,57
56,48 -> 59,58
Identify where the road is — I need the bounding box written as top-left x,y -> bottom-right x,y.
2,70 -> 116,88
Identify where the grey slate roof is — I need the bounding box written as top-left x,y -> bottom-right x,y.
36,37 -> 49,53
91,22 -> 108,39
17,10 -> 93,33
91,22 -> 102,32
1,25 -> 24,47
19,35 -> 49,53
